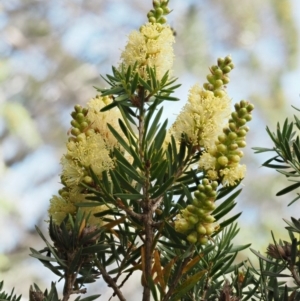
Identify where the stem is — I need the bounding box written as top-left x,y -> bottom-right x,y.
95,259 -> 127,301
137,87 -> 153,301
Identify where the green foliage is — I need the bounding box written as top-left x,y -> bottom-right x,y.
253,107 -> 300,205
0,282 -> 21,301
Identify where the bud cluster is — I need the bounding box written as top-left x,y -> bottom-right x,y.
214,100 -> 254,170
203,55 -> 234,98
175,179 -> 218,245
147,0 -> 171,24
68,104 -> 94,143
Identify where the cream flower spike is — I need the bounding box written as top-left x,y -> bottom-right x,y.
120,22 -> 175,80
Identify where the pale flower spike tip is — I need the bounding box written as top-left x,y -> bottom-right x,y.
120,22 -> 175,80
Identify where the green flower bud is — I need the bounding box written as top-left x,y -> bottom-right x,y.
74,104 -> 82,113
149,16 -> 156,23
240,100 -> 247,107
217,143 -> 227,153
207,74 -> 215,84
229,143 -> 239,150
203,200 -> 216,210
231,111 -> 239,120
228,132 -> 237,140
147,11 -> 154,19
204,215 -> 215,223
197,184 -> 205,192
82,108 -> 88,115
229,63 -> 234,69
218,134 -> 227,143
187,204 -> 196,213
217,57 -> 225,66
86,129 -> 95,136
76,113 -> 85,123
159,16 -> 167,24
71,120 -> 80,128
218,156 -> 229,166
71,128 -> 81,136
192,198 -> 201,207
211,181 -> 218,189
187,231 -> 198,244
247,103 -> 255,112
205,225 -> 215,235
155,7 -> 164,17
194,191 -> 206,201
237,141 -> 246,148
214,79 -> 223,88
175,219 -> 193,233
188,215 -> 199,225
224,55 -> 232,64
237,129 -> 247,137
234,103 -> 241,111
214,69 -> 223,79
203,178 -> 209,185
163,7 -> 171,14
238,108 -> 248,117
229,155 -> 240,163
198,236 -> 208,245
153,0 -> 160,8
214,90 -> 226,98
211,65 -> 219,72
245,114 -> 252,121
71,111 -> 77,119
196,224 -> 207,235
76,133 -> 86,142
222,76 -> 230,84
83,176 -> 93,184
237,118 -> 247,126
203,83 -> 214,91
222,66 -> 231,74
229,122 -> 236,131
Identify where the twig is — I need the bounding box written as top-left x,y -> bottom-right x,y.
95,259 -> 127,301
